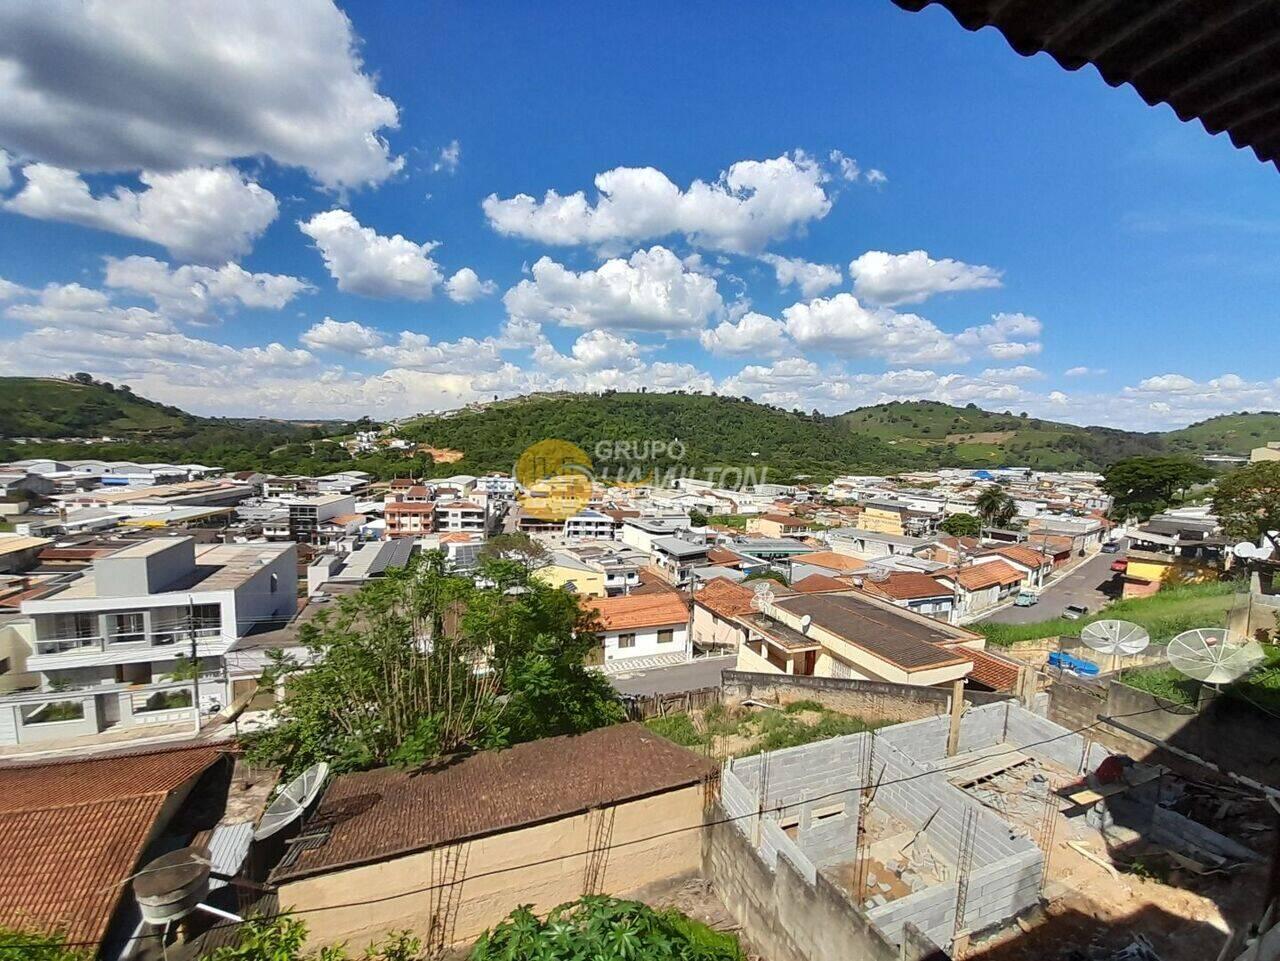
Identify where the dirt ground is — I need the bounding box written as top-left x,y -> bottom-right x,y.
966,760 -> 1272,961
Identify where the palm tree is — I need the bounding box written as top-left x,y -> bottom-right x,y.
975,485 -> 1017,529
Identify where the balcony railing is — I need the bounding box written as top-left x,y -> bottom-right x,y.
33,625 -> 223,657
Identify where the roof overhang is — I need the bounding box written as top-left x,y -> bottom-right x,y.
894,0 -> 1280,169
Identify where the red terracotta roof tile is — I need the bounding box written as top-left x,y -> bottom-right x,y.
953,646 -> 1021,692
862,572 -> 952,601
694,577 -> 756,618
587,592 -> 689,631
790,573 -> 849,593
943,559 -> 1024,591
0,744 -> 224,946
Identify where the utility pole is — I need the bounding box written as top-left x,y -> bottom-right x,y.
188,594 -> 200,731
946,678 -> 964,758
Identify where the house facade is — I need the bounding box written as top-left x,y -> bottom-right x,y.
1,537 -> 297,749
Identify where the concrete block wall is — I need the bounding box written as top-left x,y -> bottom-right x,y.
1005,704 -> 1105,774
876,702 -> 1009,764
702,803 -> 920,961
729,732 -> 869,808
868,848 -> 1041,946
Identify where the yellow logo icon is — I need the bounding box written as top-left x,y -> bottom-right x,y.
514,439 -> 594,521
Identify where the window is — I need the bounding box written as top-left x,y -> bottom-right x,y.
618,633 -> 636,649
657,628 -> 675,645
109,612 -> 145,642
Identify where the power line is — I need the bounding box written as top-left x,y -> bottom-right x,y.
1,701 -> 1202,952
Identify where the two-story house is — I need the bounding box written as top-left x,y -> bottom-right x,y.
1,536 -> 296,751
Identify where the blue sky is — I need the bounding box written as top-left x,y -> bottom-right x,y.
1,0 -> 1278,428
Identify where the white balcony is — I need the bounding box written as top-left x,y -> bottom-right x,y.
28,626 -> 227,671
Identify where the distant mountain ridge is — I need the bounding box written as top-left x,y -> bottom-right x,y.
3,379 -> 1278,479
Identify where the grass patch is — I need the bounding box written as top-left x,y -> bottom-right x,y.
976,581 -> 1238,646
644,713 -> 703,747
708,514 -> 748,529
645,700 -> 877,759
1122,643 -> 1280,715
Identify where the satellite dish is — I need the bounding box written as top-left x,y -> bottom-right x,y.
1166,629 -> 1265,686
866,566 -> 891,582
1234,541 -> 1260,559
751,581 -> 776,613
800,614 -> 813,632
254,761 -> 329,841
1080,620 -> 1150,657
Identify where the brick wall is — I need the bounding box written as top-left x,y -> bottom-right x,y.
721,671 -> 1010,726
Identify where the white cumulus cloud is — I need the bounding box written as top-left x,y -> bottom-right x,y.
782,293 -> 964,365
299,209 -> 445,300
699,312 -> 789,357
103,256 -> 310,318
848,250 -> 1003,306
5,165 -> 278,263
503,246 -> 722,333
483,152 -> 832,255
300,317 -> 386,353
444,268 -> 497,304
758,253 -> 842,298
956,312 -> 1042,359
0,0 -> 402,189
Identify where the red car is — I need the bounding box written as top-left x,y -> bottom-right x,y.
1110,558 -> 1128,573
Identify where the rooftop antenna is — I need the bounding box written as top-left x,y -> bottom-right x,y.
750,581 -> 776,618
1080,619 -> 1150,674
1166,629 -> 1264,687
253,761 -> 329,841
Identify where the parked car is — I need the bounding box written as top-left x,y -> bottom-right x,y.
1110,559 -> 1128,573
1101,541 -> 1120,553
1014,590 -> 1039,607
1062,603 -> 1089,620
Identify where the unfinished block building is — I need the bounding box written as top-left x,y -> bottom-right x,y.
717,701 -> 1106,949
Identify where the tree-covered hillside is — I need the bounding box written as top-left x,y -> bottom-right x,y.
0,375 -> 197,438
1163,412 -> 1280,456
402,392 -> 921,482
836,400 -> 1167,471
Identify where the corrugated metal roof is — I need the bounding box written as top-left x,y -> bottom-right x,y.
895,0 -> 1280,168
204,821 -> 255,890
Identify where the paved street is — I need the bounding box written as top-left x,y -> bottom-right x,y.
610,655 -> 735,696
981,548 -> 1121,625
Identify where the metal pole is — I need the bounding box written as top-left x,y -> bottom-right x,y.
188,595 -> 200,732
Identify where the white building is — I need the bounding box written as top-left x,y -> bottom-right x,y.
586,591 -> 690,664
563,509 -> 618,541
1,537 -> 297,750
435,500 -> 487,533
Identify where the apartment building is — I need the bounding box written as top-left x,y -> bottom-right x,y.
747,513 -> 809,539
651,536 -> 709,588
286,493 -> 358,544
563,509 -> 619,541
1,537 -> 297,750
434,500 -> 487,533
385,501 -> 436,538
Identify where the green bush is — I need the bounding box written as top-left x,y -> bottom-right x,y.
644,714 -> 703,747
782,699 -> 825,714
470,896 -> 744,961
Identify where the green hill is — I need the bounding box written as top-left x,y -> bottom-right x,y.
1163,412 -> 1280,456
0,376 -> 198,438
402,392 -> 921,482
836,400 -> 1166,471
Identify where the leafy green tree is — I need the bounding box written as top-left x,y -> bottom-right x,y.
975,486 -> 1017,529
688,508 -> 709,527
470,897 -> 744,961
743,569 -> 788,586
939,512 -> 981,538
248,553 -> 621,777
207,915 -> 419,961
1213,461 -> 1280,554
0,927 -> 87,961
1102,456 -> 1212,520
477,532 -> 551,571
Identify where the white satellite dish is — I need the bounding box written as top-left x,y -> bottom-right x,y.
1166,629 -> 1265,686
750,581 -> 776,614
1080,620 -> 1151,657
1233,541 -> 1258,559
866,565 -> 891,583
254,761 -> 330,841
